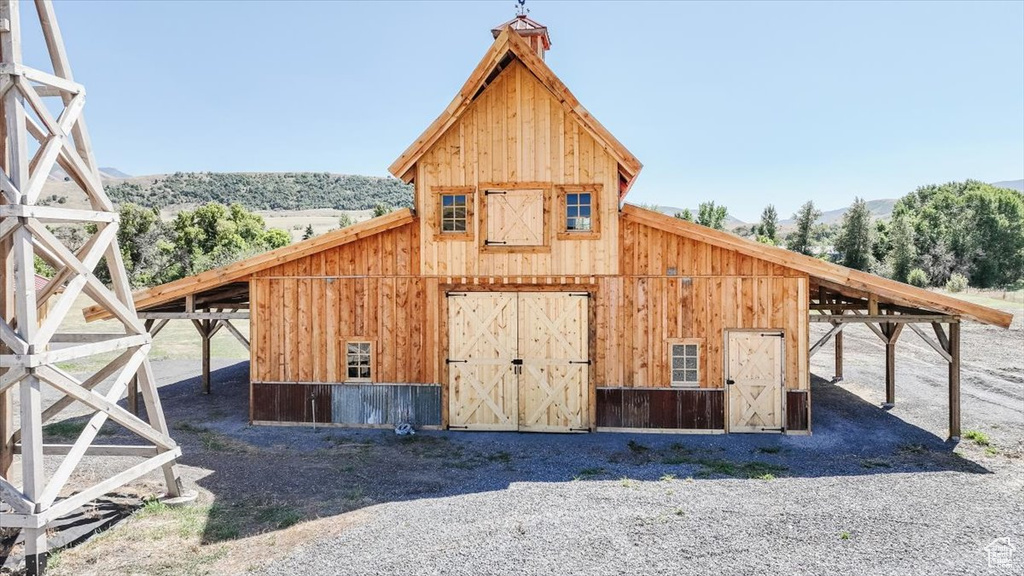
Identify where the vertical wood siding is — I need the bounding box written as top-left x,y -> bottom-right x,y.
416,60 -> 621,276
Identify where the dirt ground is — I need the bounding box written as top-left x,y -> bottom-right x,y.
0,297 -> 1021,575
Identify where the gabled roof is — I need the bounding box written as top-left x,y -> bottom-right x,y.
388,27 -> 643,196
84,208 -> 415,322
620,204 -> 1014,328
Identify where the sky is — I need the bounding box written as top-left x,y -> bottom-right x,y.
22,0 -> 1024,221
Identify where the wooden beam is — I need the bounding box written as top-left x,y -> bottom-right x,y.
201,318 -> 211,395
137,311 -> 250,320
949,321 -> 961,440
809,314 -> 957,324
809,322 -> 845,358
883,322 -> 903,406
907,322 -> 953,363
17,443 -> 160,457
220,319 -> 250,350
834,329 -> 843,382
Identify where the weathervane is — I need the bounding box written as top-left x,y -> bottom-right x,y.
516,0 -> 528,17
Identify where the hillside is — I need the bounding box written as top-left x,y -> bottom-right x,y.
992,179 -> 1024,192
101,172 -> 413,211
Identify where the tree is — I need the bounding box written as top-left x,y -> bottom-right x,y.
885,213 -> 916,282
674,209 -> 694,222
787,201 -> 820,256
755,204 -> 779,244
696,201 -> 728,230
372,203 -> 392,218
893,180 -> 1024,287
338,213 -> 354,228
302,224 -> 315,240
835,197 -> 874,270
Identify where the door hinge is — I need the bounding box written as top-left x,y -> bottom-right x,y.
726,379 -> 736,385
761,427 -> 785,432
511,359 -> 523,365
448,425 -> 469,430
569,427 -> 591,432
484,190 -> 506,195
446,292 -> 466,297
569,360 -> 591,365
760,332 -> 785,338
446,359 -> 467,364
569,292 -> 591,298
484,240 -> 507,245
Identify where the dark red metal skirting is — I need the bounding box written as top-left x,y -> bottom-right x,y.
251,383 -> 332,423
786,390 -> 809,431
596,388 -> 724,430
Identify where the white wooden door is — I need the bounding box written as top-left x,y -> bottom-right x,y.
726,331 -> 784,433
447,293 -> 518,430
447,292 -> 590,432
485,189 -> 545,246
517,293 -> 589,432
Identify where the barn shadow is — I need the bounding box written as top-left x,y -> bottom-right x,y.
98,360 -> 991,546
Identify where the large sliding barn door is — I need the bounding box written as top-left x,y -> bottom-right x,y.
518,293 -> 589,432
726,331 -> 785,433
447,292 -> 589,432
448,293 -> 519,430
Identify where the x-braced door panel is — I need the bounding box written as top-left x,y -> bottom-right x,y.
447,292 -> 589,432
726,330 -> 785,433
517,293 -> 589,431
447,293 -> 518,430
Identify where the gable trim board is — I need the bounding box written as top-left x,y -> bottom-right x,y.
388,27 -> 642,196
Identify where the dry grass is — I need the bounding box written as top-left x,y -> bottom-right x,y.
47,492 -> 370,576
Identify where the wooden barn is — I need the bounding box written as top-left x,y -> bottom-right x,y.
88,16 -> 1011,438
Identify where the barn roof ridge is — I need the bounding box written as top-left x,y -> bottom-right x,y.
620,204 -> 1013,328
387,26 -> 643,197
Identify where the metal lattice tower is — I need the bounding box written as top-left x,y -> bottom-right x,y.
0,1 -> 185,572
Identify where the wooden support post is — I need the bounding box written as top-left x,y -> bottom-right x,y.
834,329 -> 843,382
0,231 -> 11,480
201,318 -> 211,395
883,321 -> 903,407
948,321 -> 961,440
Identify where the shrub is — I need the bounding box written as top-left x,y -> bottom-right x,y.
907,268 -> 928,287
946,272 -> 968,293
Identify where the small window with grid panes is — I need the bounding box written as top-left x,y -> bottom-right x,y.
440,194 -> 468,233
670,342 -> 699,387
346,341 -> 372,382
565,192 -> 593,232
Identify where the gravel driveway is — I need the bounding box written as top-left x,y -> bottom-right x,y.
4,303 -> 1021,576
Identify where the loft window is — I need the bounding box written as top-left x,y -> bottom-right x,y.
566,192 -> 593,232
556,184 -> 601,239
346,341 -> 372,382
670,341 -> 700,387
440,194 -> 468,233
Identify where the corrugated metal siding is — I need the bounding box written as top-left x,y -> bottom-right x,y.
596,387 -> 725,430
332,384 -> 441,427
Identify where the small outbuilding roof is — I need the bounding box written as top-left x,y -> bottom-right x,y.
387,26 -> 643,196
84,208 -> 415,322
620,204 -> 1013,328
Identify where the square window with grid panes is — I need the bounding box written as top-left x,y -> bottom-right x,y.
565,192 -> 593,232
440,194 -> 468,233
346,342 -> 372,381
670,343 -> 699,386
